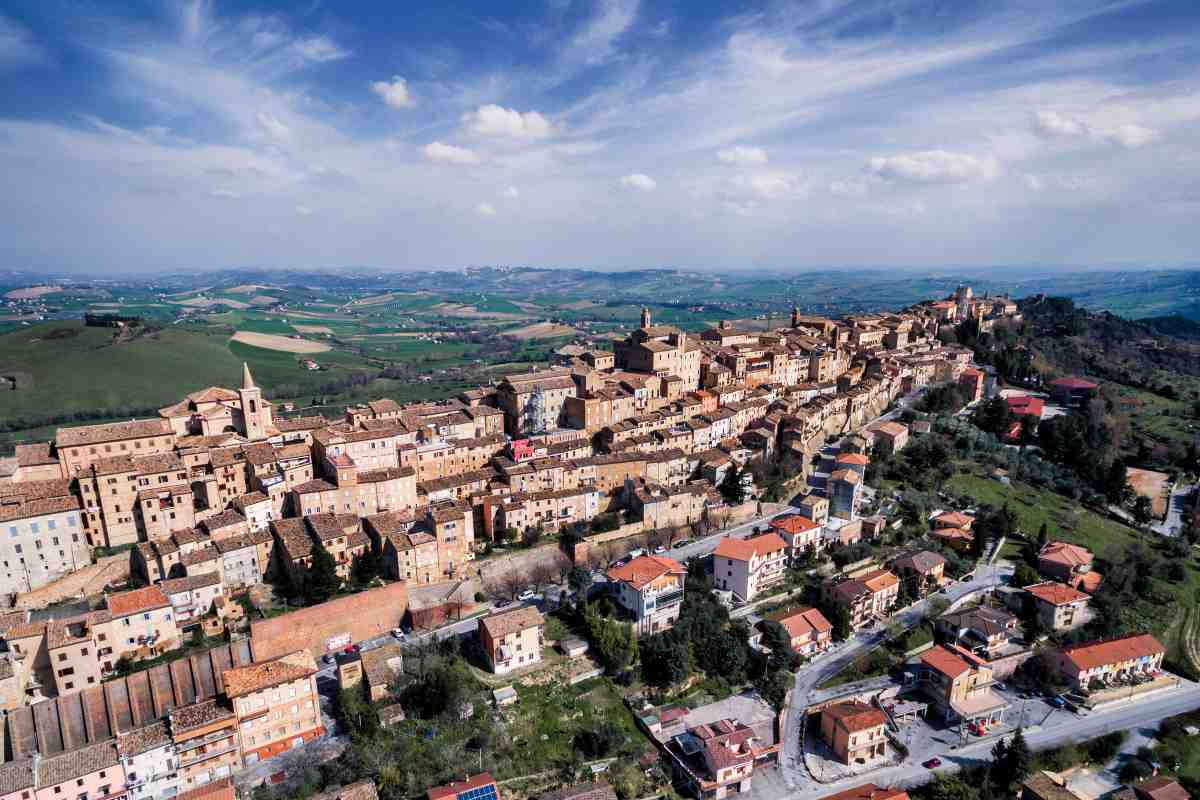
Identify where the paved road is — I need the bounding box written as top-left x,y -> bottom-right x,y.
780,565 -> 1014,790
1154,482 -> 1193,538
790,682 -> 1200,795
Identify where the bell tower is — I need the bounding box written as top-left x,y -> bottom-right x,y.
238,362 -> 267,441
640,306 -> 651,328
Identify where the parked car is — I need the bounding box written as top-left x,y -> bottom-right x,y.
517,589 -> 536,601
391,628 -> 406,640
653,545 -> 667,555
672,539 -> 693,549
922,758 -> 942,769
628,548 -> 645,559
1049,696 -> 1066,708
495,598 -> 512,608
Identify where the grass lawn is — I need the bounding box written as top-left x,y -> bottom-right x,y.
944,466 -> 1140,560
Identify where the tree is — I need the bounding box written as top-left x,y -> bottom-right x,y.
719,468 -> 747,505
925,775 -> 980,800
1036,522 -> 1049,550
994,728 -> 1032,786
1132,495 -> 1154,527
305,540 -> 342,604
759,620 -> 793,655
352,548 -> 381,586
488,566 -> 527,600
568,566 -> 594,598
641,632 -> 691,688
1012,562 -> 1041,588
584,605 -> 638,672
1104,459 -> 1131,505
528,561 -> 557,592
830,605 -> 852,641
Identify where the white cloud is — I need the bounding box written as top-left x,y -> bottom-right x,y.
1106,123 -> 1156,149
370,76 -> 415,109
1033,110 -> 1086,138
868,150 -> 999,183
295,205 -> 314,215
211,188 -> 241,198
503,186 -> 520,199
1023,174 -> 1044,192
731,172 -> 796,198
464,104 -> 553,140
620,173 -> 657,192
292,35 -> 350,63
423,141 -> 479,164
717,146 -> 768,166
1034,110 -> 1157,149
254,111 -> 291,144
475,202 -> 497,217
559,0 -> 639,68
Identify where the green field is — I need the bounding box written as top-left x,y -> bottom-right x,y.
0,321 -> 374,427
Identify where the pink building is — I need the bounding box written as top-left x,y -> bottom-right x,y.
35,740 -> 126,800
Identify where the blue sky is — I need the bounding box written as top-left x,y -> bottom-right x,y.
1,0 -> 1199,273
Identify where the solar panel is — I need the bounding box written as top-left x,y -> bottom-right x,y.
459,786 -> 498,800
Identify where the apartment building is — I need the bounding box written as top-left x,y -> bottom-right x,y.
828,469 -> 862,520
890,551 -> 946,597
0,481 -> 89,596
291,465 -> 418,519
170,699 -> 241,790
497,369 -> 579,436
223,650 -> 323,764
1024,582 -> 1091,631
1050,633 -> 1165,691
607,555 -> 687,635
46,611 -> 109,696
822,570 -> 900,631
34,740 -> 125,800
159,573 -> 224,628
118,720 -> 178,800
768,514 -> 824,562
914,645 -> 1009,726
478,606 -> 545,674
936,607 -> 1020,657
712,533 -> 788,602
629,482 -> 710,532
819,701 -> 888,764
54,418 -> 176,478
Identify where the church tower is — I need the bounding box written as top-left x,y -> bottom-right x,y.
640,306 -> 651,328
238,362 -> 267,441
791,305 -> 800,328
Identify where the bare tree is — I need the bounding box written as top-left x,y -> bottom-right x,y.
646,528 -> 670,551
529,561 -> 557,592
549,549 -> 573,583
496,567 -> 528,600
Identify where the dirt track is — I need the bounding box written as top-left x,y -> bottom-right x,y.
231,331 -> 331,353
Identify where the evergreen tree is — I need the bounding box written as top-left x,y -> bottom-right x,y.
352,548 -> 380,586
1036,522 -> 1049,550
306,540 -> 342,604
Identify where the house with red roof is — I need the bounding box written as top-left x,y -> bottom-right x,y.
1037,541 -> 1098,590
1005,395 -> 1045,420
914,644 -> 1009,726
713,533 -> 789,602
1047,377 -> 1099,407
1024,581 -> 1091,631
1050,633 -> 1165,691
662,718 -> 779,799
763,607 -> 833,656
819,701 -> 888,765
607,555 -> 687,635
769,514 -> 825,561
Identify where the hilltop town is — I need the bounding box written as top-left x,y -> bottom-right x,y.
0,285 -> 1196,800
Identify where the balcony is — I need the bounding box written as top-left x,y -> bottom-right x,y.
652,589 -> 684,607
179,742 -> 238,768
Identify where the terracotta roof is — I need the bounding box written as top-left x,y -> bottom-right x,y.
428,772 -> 496,800
177,777 -> 236,800
607,555 -> 685,590
57,418 -> 173,448
14,442 -> 57,466
117,720 -> 171,757
860,569 -> 899,593
1049,377 -> 1099,390
1134,777 -> 1191,800
892,550 -> 946,574
836,453 -> 870,465
933,510 -> 974,528
1060,633 -> 1165,672
818,785 -> 910,800
159,572 -> 223,595
822,701 -> 887,733
201,509 -> 246,532
920,645 -> 972,678
1025,581 -> 1089,606
1039,541 -> 1093,568
0,494 -> 80,524
770,607 -> 832,640
829,468 -> 861,484
223,650 -> 317,698
479,606 -> 544,640
37,739 -> 119,787
713,532 -> 788,562
106,586 -> 170,617
169,698 -> 236,734
0,760 -> 33,795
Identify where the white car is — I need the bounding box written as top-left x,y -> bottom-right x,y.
653,545 -> 667,555
391,628 -> 406,640
517,589 -> 536,601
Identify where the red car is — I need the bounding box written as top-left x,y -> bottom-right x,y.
922,758 -> 942,769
